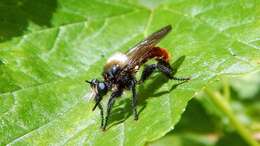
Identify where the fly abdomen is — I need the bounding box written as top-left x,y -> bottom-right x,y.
147,47 -> 171,63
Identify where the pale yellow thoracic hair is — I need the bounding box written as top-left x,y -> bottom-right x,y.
104,52 -> 128,71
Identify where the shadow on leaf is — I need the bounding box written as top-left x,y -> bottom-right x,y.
0,0 -> 57,42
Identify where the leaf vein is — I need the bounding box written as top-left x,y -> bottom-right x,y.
164,8 -> 260,51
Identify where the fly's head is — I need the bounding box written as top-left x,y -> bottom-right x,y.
86,79 -> 108,97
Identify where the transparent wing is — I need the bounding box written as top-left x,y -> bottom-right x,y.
124,25 -> 172,71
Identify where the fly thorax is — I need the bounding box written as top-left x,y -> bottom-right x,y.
103,52 -> 128,81
104,52 -> 128,70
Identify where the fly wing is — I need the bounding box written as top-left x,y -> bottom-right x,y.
124,25 -> 172,71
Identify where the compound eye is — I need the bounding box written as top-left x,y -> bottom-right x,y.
97,82 -> 107,96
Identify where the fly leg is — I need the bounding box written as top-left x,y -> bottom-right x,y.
97,104 -> 104,128
102,89 -> 123,131
139,61 -> 189,83
157,60 -> 190,81
94,95 -> 104,128
129,79 -> 138,120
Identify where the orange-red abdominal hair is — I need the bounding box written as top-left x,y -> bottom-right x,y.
148,47 -> 171,63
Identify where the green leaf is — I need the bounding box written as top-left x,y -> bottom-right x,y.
148,133 -> 215,146
0,0 -> 259,145
149,94 -> 256,146
149,99 -> 218,146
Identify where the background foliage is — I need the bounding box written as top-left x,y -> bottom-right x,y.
149,72 -> 260,146
0,0 -> 259,145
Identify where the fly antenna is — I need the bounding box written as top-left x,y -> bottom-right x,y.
85,80 -> 92,84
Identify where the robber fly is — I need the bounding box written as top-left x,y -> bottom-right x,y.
86,25 -> 190,131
